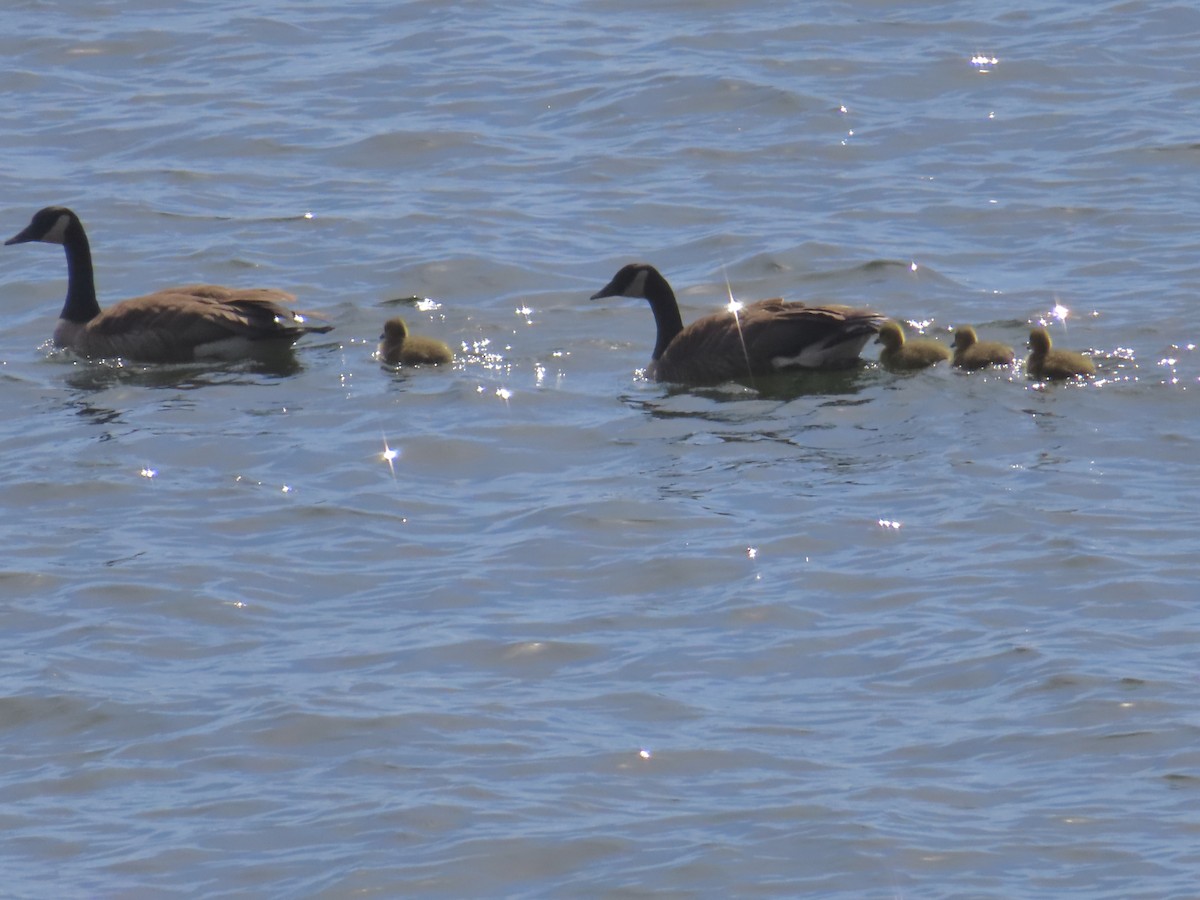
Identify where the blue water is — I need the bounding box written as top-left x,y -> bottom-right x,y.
1,1 -> 1198,897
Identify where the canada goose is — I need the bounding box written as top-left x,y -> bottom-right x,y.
378,317 -> 453,366
950,325 -> 1014,370
875,320 -> 950,371
5,206 -> 332,363
1026,326 -> 1095,380
590,263 -> 885,385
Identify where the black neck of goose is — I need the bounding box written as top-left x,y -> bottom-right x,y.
60,217 -> 101,323
644,269 -> 684,360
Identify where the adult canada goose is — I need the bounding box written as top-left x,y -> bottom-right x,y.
875,320 -> 951,371
378,317 -> 453,366
1026,326 -> 1095,380
950,325 -> 1014,370
5,206 -> 332,363
590,263 -> 885,385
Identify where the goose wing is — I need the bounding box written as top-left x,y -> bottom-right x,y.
76,286 -> 332,362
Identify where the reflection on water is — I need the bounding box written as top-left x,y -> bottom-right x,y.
729,366 -> 885,400
58,352 -> 308,393
68,399 -> 124,429
627,365 -> 884,410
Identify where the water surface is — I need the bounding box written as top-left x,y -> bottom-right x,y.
1,1 -> 1198,897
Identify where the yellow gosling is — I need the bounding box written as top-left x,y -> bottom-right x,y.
1026,327 -> 1095,380
951,325 -> 1015,370
875,320 -> 951,371
379,317 -> 452,366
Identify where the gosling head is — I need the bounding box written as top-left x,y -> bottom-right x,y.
1028,327 -> 1052,354
875,321 -> 906,350
380,317 -> 410,343
951,325 -> 978,350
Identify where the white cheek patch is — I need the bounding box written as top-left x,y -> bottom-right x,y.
625,268 -> 648,297
42,213 -> 71,244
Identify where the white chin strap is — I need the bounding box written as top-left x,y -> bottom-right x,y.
42,213 -> 72,244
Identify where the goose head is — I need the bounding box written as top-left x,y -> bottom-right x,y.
6,206 -> 78,246
591,263 -> 685,361
1028,327 -> 1052,354
590,262 -> 669,303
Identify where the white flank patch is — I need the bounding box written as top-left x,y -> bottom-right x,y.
195,336 -> 283,360
772,334 -> 873,370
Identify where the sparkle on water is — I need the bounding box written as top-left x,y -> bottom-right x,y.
971,54 -> 999,73
381,435 -> 400,480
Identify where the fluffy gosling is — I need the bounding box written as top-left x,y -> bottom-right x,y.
1026,327 -> 1095,380
379,317 -> 452,366
875,321 -> 951,371
951,325 -> 1014,370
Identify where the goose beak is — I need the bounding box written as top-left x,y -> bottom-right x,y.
4,227 -> 35,246
590,279 -> 620,301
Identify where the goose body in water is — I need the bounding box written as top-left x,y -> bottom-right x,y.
950,325 -> 1014,370
875,320 -> 951,371
378,317 -> 453,366
590,263 -> 885,385
6,206 -> 332,363
1026,327 -> 1095,380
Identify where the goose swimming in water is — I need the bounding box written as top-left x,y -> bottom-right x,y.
950,325 -> 1015,370
590,263 -> 885,385
875,320 -> 951,371
1026,326 -> 1095,380
378,317 -> 453,366
5,206 -> 332,363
